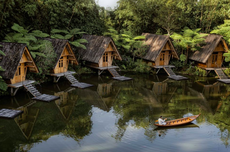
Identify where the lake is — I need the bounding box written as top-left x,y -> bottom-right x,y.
0,74 -> 230,152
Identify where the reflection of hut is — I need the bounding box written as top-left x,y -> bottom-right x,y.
54,87 -> 77,120
77,35 -> 131,81
188,87 -> 214,114
97,82 -> 120,110
77,88 -> 109,112
141,33 -> 187,80
189,34 -> 229,82
14,101 -> 39,139
0,42 -> 39,96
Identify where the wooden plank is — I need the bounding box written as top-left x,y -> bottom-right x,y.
0,109 -> 23,119
71,82 -> 93,89
164,67 -> 176,76
215,69 -> 228,79
168,75 -> 188,81
112,76 -> 132,81
108,68 -> 121,77
32,94 -> 60,102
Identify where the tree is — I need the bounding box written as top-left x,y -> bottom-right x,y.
0,44 -> 7,91
171,27 -> 208,63
104,27 -> 150,72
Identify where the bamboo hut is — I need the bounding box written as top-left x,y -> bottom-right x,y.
189,34 -> 229,82
45,38 -> 92,88
141,33 -> 187,80
44,38 -> 78,79
76,35 -> 132,81
0,42 -> 39,96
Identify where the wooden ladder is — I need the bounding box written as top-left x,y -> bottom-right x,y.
108,68 -> 121,77
215,69 -> 228,79
65,73 -> 79,84
163,67 -> 176,76
24,84 -> 42,97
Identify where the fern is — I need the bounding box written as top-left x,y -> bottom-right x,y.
69,41 -> 86,49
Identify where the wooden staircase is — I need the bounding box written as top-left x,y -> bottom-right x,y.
163,67 -> 176,76
108,68 -> 121,77
24,84 -> 42,97
65,73 -> 79,84
215,69 -> 228,79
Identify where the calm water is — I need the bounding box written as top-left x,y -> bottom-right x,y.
0,74 -> 230,152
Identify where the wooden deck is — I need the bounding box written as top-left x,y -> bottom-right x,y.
50,71 -> 76,77
88,65 -> 119,70
154,65 -> 175,69
32,94 -> 60,102
8,80 -> 35,88
0,108 -> 23,119
205,67 -> 227,70
71,82 -> 93,89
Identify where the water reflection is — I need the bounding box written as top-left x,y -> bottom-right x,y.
0,75 -> 230,151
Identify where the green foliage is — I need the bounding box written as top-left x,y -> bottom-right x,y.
194,66 -> 207,77
0,44 -> 7,91
104,27 -> 148,72
180,54 -> 187,62
133,60 -> 152,73
171,27 -> 208,63
51,28 -> 87,49
211,20 -> 230,44
223,51 -> 230,62
224,68 -> 230,77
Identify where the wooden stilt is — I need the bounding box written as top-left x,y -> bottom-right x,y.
11,88 -> 19,96
54,77 -> 61,83
156,68 -> 161,74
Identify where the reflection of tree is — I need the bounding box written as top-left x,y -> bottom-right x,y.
206,96 -> 230,147
112,83 -> 157,141
62,98 -> 93,142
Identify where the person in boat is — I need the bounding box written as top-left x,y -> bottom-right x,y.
158,116 -> 167,125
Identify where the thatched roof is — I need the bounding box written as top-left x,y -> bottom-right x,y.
141,33 -> 179,62
77,35 -> 122,63
44,38 -> 69,68
0,42 -> 27,79
189,34 -> 227,63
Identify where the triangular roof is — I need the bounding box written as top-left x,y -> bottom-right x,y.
141,33 -> 179,62
189,34 -> 228,63
44,38 -> 78,68
0,42 -> 38,79
77,35 -> 122,63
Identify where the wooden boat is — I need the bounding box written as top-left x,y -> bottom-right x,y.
155,114 -> 200,127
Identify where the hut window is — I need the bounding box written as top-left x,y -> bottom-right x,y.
103,53 -> 108,62
59,60 -> 63,67
16,67 -> 21,76
160,54 -> 165,61
212,53 -> 218,64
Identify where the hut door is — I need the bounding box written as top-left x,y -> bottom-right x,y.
103,52 -> 109,67
63,56 -> 68,72
13,64 -> 26,83
159,52 -> 165,66
58,59 -> 64,73
211,53 -> 218,68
